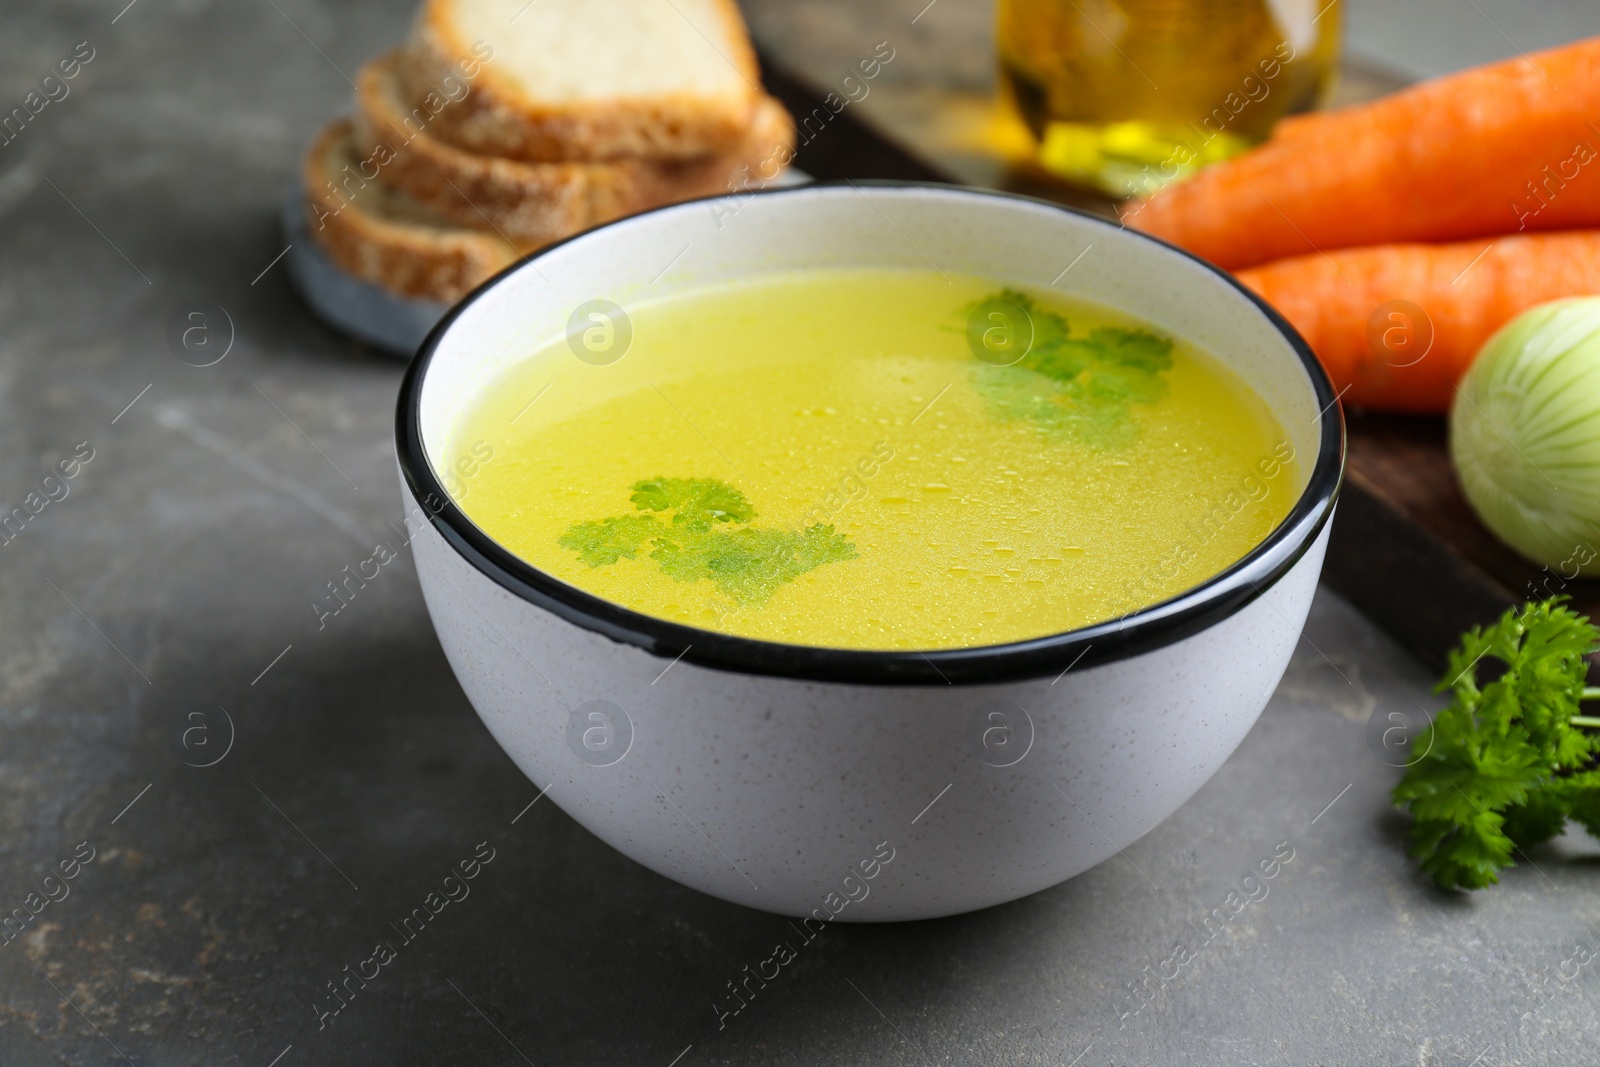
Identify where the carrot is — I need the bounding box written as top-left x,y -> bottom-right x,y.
1125,36 -> 1600,270
1235,231 -> 1600,414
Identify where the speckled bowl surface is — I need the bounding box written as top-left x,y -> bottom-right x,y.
395,182 -> 1343,921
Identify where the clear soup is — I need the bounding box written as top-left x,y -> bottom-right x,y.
445,268 -> 1298,650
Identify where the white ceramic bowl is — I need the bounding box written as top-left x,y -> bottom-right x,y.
395,183 -> 1343,922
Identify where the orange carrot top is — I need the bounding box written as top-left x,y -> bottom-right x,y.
1235,231 -> 1600,413
1126,36 -> 1600,270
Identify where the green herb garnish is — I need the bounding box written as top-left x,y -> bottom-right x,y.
559,477 -> 855,605
966,289 -> 1173,447
629,477 -> 755,530
559,514 -> 663,567
1393,598 -> 1600,890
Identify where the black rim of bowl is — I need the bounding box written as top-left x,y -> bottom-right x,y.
396,180 -> 1345,687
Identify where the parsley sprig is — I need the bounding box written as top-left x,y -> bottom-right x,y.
967,289 -> 1173,447
1393,598 -> 1600,890
559,477 -> 855,606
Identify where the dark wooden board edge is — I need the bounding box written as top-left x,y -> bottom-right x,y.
1323,473 -> 1518,672
759,54 -> 949,183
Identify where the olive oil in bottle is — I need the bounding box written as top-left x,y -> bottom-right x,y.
998,0 -> 1341,197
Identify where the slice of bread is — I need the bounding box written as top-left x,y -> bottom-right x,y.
399,0 -> 763,163
355,52 -> 795,244
303,119 -> 523,303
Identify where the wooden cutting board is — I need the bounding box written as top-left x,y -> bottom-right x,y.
760,54 -> 1593,673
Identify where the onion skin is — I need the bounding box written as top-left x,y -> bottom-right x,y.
1451,297 -> 1600,573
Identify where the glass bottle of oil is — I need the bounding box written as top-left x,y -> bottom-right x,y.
998,0 -> 1341,198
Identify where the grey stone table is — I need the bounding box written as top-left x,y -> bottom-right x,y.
2,2 -> 1599,1065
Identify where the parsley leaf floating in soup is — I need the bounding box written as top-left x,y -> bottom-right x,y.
970,288 -> 1174,448
628,476 -> 755,529
561,477 -> 856,605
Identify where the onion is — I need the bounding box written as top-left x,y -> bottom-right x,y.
1451,297 -> 1600,573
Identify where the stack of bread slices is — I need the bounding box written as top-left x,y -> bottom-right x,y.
302,0 -> 795,304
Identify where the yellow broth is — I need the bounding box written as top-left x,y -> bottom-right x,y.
445,269 -> 1298,650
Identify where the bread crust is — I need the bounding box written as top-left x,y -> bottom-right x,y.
399,0 -> 762,163
355,53 -> 796,244
303,119 -> 520,303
